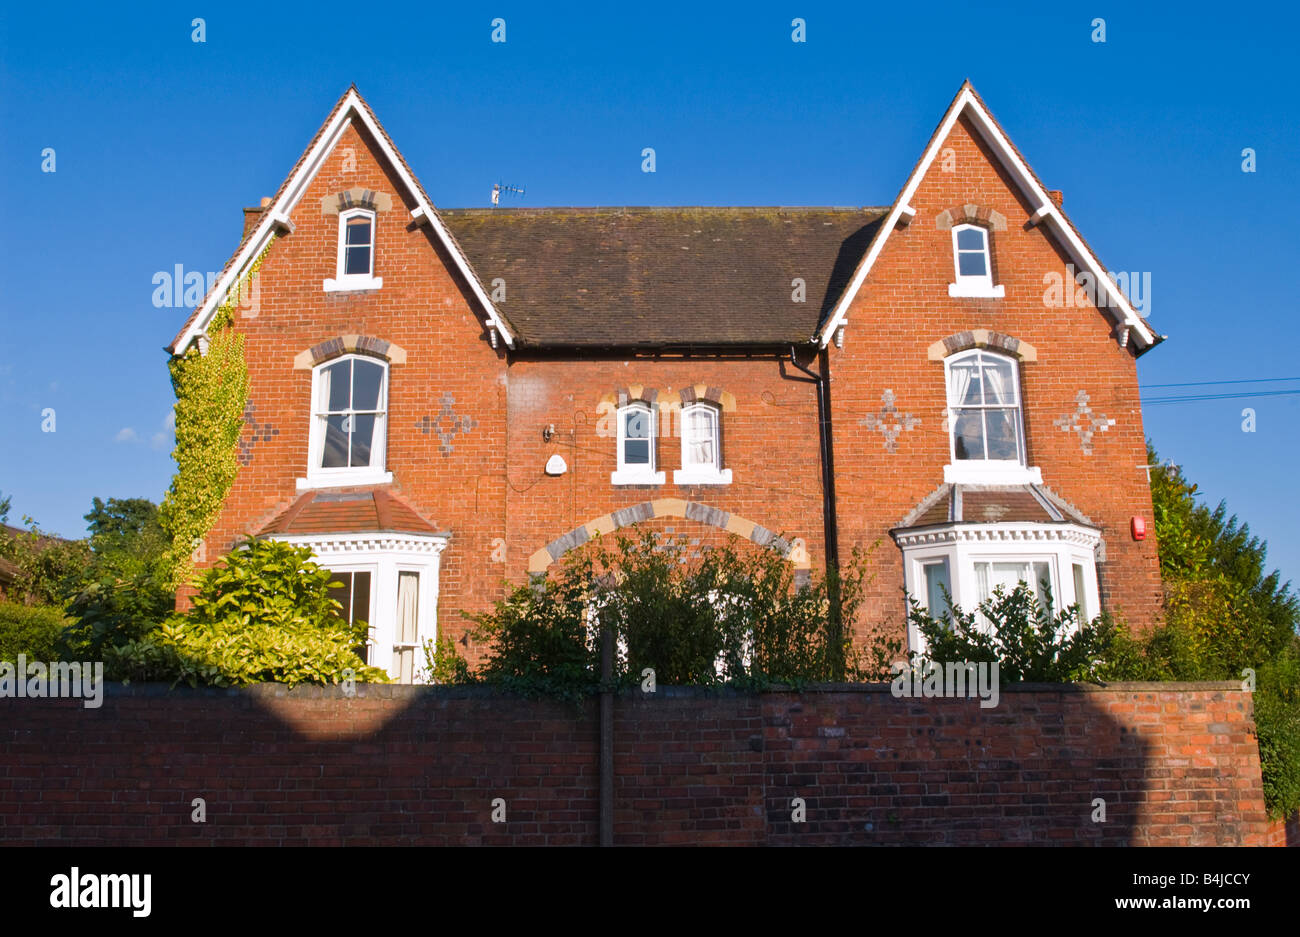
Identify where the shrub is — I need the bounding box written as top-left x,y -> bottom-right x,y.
1255,638 -> 1300,819
107,537 -> 387,687
0,601 -> 70,663
421,634 -> 473,686
465,528 -> 872,698
906,584 -> 1112,683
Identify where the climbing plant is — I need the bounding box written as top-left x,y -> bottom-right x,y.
159,238 -> 274,588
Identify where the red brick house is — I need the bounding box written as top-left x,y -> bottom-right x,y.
168,82 -> 1165,681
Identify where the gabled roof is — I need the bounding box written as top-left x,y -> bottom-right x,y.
816,81 -> 1160,352
168,87 -> 515,355
441,206 -> 886,347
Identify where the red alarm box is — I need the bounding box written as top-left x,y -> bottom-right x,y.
1131,516 -> 1146,541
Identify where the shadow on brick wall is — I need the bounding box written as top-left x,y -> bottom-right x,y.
0,682 -> 1273,846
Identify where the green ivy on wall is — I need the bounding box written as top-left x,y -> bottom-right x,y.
160,238 -> 275,589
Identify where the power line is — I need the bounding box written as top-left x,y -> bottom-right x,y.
1139,377 -> 1300,389
1141,389 -> 1300,404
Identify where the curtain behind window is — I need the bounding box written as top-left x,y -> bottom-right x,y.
393,571 -> 419,683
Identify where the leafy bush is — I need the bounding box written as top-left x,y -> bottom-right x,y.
906,583 -> 1112,683
465,528 -> 871,699
1255,638 -> 1300,819
422,634 -> 473,686
0,601 -> 70,663
108,537 -> 387,687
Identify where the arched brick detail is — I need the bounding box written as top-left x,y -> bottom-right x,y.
319,187 -> 394,214
526,499 -> 812,576
926,328 -> 1037,362
293,335 -> 408,369
678,384 -> 737,412
935,203 -> 1007,232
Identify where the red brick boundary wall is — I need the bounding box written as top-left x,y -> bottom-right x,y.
0,683 -> 1284,846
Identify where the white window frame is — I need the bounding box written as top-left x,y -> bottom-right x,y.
948,223 -> 1004,298
324,563 -> 378,666
674,401 -> 732,485
298,354 -> 393,490
942,349 -> 1041,485
324,207 -> 383,292
611,402 -> 665,485
270,532 -> 447,684
898,525 -> 1101,656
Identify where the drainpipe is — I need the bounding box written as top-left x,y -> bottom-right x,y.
788,345 -> 843,680
599,620 -> 614,846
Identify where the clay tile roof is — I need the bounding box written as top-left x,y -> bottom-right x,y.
894,484 -> 1096,531
257,488 -> 443,538
440,206 -> 887,347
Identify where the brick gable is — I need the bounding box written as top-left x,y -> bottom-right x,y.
827,112 -> 1162,632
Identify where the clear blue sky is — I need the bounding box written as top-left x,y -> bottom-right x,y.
2,1 -> 1297,587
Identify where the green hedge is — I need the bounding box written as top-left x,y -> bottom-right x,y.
0,601 -> 69,663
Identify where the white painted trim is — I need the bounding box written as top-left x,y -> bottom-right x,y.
302,354 -> 389,488
673,468 -> 733,486
816,86 -> 1156,349
678,401 -> 727,484
323,276 -> 383,293
943,463 -> 1042,485
297,470 -> 394,491
614,401 -> 659,485
893,521 -> 1101,550
950,223 -> 998,296
943,348 -> 1030,474
948,283 -> 1005,298
172,91 -> 514,354
611,469 -> 666,486
325,207 -> 380,293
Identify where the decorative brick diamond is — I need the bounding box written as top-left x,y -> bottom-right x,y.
416,393 -> 477,456
238,402 -> 278,466
1054,390 -> 1116,455
861,389 -> 920,453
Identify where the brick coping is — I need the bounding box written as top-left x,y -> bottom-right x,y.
85,679 -> 1245,700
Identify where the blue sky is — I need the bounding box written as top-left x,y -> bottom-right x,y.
1,1 -> 1297,585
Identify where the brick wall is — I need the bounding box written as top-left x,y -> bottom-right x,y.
1,682 -> 1281,846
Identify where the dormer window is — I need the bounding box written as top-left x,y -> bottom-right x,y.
324,208 -> 383,292
611,402 -> 665,485
948,224 -> 1004,298
300,354 -> 393,489
674,402 -> 732,485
